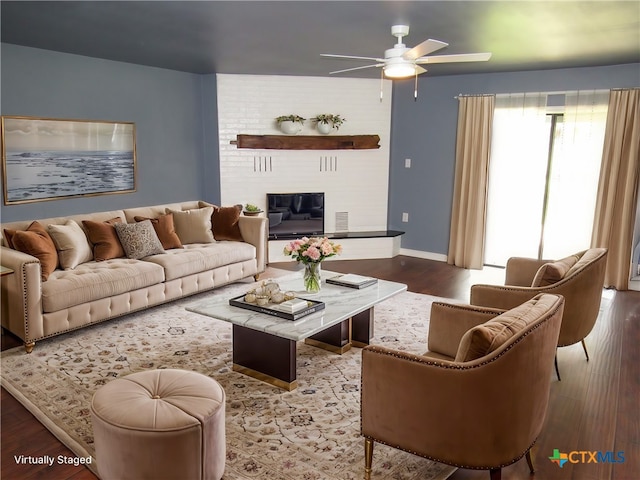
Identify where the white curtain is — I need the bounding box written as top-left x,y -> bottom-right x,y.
542,90 -> 610,259
484,93 -> 549,266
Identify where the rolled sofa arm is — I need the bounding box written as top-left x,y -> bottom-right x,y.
238,216 -> 268,273
1,246 -> 43,351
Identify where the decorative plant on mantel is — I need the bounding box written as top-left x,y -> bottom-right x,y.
275,115 -> 306,125
312,114 -> 346,134
276,115 -> 306,134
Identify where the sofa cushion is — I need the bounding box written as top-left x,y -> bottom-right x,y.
115,220 -> 166,259
8,221 -> 59,281
167,207 -> 214,244
455,295 -> 558,362
42,259 -> 165,312
531,253 -> 580,287
83,218 -> 126,261
48,220 -> 93,270
134,213 -> 183,250
143,241 -> 256,281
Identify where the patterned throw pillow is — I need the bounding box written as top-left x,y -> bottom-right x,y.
114,220 -> 165,259
134,213 -> 183,250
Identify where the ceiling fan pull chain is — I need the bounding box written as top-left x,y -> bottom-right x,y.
380,68 -> 384,102
414,70 -> 419,101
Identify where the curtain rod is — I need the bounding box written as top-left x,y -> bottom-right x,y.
454,88 -> 623,100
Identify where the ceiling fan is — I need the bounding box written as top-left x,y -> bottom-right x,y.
321,25 -> 491,79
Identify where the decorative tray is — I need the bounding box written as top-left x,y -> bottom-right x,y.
229,295 -> 325,321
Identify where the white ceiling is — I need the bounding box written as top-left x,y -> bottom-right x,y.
2,1 -> 639,78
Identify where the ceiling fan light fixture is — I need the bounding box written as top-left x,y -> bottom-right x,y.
384,63 -> 415,79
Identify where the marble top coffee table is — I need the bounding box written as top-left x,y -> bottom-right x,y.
187,270 -> 407,390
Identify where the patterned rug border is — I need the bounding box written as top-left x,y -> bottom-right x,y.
2,273 -> 457,480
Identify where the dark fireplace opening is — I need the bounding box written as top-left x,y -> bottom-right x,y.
267,192 -> 324,239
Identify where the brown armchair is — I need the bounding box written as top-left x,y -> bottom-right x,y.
361,293 -> 564,480
470,248 -> 607,379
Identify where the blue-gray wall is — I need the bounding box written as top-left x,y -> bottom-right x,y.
2,43 -> 638,258
0,44 -> 219,222
389,63 -> 640,255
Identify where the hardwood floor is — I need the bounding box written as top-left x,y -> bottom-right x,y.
2,256 -> 638,480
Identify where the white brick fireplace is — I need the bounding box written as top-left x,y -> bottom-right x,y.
216,74 -> 394,262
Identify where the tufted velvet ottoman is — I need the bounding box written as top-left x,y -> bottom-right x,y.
90,369 -> 226,480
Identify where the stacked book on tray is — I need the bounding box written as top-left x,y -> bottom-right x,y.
326,274 -> 378,289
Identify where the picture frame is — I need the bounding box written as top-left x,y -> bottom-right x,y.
1,116 -> 137,205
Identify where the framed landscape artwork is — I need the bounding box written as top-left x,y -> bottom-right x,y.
1,116 -> 136,205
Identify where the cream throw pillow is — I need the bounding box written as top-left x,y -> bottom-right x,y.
166,207 -> 214,244
48,220 -> 93,269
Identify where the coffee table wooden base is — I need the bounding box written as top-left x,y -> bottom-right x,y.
304,318 -> 351,354
232,307 -> 376,390
233,325 -> 297,390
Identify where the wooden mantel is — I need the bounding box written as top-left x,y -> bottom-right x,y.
231,134 -> 380,150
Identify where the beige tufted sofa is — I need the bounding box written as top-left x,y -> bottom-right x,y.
1,201 -> 267,353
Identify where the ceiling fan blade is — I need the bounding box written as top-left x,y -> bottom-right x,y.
415,66 -> 427,75
416,52 -> 492,64
329,63 -> 384,75
321,53 -> 384,62
403,39 -> 448,60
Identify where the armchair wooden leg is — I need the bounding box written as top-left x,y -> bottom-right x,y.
554,352 -> 561,381
489,468 -> 502,480
364,437 -> 374,480
581,339 -> 590,361
525,448 -> 535,473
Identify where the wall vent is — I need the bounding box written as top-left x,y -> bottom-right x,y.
335,212 -> 349,232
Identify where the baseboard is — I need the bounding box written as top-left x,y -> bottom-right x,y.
399,248 -> 448,262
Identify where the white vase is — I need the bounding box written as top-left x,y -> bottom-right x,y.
316,122 -> 331,135
280,121 -> 302,135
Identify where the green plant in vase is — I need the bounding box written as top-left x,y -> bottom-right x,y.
312,114 -> 346,134
276,115 -> 306,134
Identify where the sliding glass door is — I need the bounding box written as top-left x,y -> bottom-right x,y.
484,91 -> 609,267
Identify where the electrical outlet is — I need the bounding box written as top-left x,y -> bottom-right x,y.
402,212 -> 409,222
404,158 -> 411,168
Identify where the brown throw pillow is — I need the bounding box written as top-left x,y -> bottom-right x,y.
134,213 -> 183,250
82,218 -> 125,261
531,254 -> 580,287
455,295 -> 555,362
212,205 -> 244,241
10,221 -> 59,281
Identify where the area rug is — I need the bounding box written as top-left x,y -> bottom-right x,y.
1,275 -> 457,480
